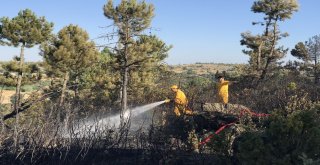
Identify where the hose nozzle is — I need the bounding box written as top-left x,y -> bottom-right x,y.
164,98 -> 171,103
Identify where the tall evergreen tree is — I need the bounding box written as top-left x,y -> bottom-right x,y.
0,8 -> 53,150
0,9 -> 53,111
241,0 -> 298,84
103,0 -> 165,113
41,24 -> 99,122
291,35 -> 320,84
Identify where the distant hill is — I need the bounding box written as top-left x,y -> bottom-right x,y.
169,63 -> 246,75
0,61 -> 246,77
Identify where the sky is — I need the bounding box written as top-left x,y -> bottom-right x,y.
0,0 -> 320,65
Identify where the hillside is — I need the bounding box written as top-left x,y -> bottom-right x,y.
170,63 -> 246,75
0,62 -> 244,76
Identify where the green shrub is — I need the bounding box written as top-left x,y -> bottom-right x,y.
234,104 -> 320,165
21,85 -> 37,92
0,76 -> 16,86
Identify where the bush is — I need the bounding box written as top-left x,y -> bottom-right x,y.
0,76 -> 16,86
234,103 -> 320,164
21,85 -> 37,92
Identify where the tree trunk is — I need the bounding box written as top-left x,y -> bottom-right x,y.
64,106 -> 71,131
58,71 -> 69,122
121,62 -> 128,112
0,112 -> 5,134
257,41 -> 263,70
14,44 -> 25,150
314,39 -> 319,84
259,18 -> 278,83
121,26 -> 130,113
75,75 -> 79,98
14,45 -> 24,111
259,58 -> 271,82
315,55 -> 319,84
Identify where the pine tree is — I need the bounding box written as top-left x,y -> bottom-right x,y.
41,24 -> 99,123
103,0 -> 170,113
0,9 -> 53,111
0,8 -> 53,151
291,35 -> 320,84
241,0 -> 298,84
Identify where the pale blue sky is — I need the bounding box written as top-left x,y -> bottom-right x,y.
1,0 -> 319,64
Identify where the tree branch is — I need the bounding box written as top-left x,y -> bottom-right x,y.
126,57 -> 153,68
2,84 -> 79,121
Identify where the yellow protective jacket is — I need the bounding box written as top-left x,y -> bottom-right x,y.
173,89 -> 192,116
217,81 -> 229,104
174,89 -> 187,105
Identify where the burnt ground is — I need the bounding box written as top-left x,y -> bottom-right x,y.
0,148 -> 232,165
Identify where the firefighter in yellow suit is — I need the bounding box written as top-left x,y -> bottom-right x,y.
165,85 -> 199,153
217,75 -> 236,109
165,85 -> 192,116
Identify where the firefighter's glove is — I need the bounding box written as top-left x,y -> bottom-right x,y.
164,98 -> 172,103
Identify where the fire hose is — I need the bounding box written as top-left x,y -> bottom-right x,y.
199,109 -> 270,146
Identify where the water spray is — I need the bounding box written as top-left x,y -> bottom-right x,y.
126,100 -> 166,117
66,100 -> 167,138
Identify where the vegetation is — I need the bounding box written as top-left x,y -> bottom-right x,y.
291,35 -> 320,84
103,0 -> 171,114
0,0 -> 320,164
241,0 -> 299,85
234,102 -> 320,164
0,9 -> 53,111
41,24 -> 99,127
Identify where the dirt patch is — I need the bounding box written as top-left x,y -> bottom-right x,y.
0,90 -> 30,105
0,90 -> 15,104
